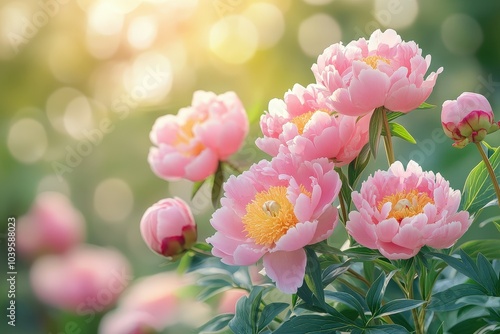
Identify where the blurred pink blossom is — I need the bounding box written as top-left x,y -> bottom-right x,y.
207,153 -> 341,293
346,161 -> 471,260
17,191 -> 86,258
256,83 -> 371,166
99,273 -> 211,334
441,92 -> 500,148
140,197 -> 197,258
30,245 -> 131,313
148,90 -> 248,181
217,289 -> 248,314
312,29 -> 443,116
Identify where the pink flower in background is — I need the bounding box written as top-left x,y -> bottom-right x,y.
99,273 -> 210,334
17,192 -> 86,258
217,289 -> 249,314
140,197 -> 197,258
30,245 -> 131,312
148,90 -> 248,181
441,92 -> 500,148
312,29 -> 443,116
256,83 -> 371,166
207,153 -> 341,293
346,161 -> 471,260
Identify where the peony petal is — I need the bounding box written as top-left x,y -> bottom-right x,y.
263,249 -> 307,294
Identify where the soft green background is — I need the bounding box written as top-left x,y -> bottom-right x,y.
1,0 -> 500,333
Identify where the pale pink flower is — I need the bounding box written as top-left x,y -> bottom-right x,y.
98,273 -> 206,334
30,245 -> 131,312
346,161 -> 471,260
312,29 -> 443,116
206,153 -> 341,293
148,90 -> 248,181
140,197 -> 197,258
256,83 -> 371,166
441,92 -> 500,148
217,289 -> 249,314
17,192 -> 85,259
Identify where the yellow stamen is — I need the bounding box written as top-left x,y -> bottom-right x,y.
289,110 -> 331,134
363,55 -> 390,69
242,186 -> 298,246
378,189 -> 434,223
174,117 -> 206,156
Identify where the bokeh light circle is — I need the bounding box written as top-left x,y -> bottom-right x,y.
243,3 -> 285,49
209,15 -> 259,64
7,118 -> 48,164
298,14 -> 342,58
374,0 -> 419,29
441,13 -> 483,55
94,178 -> 134,223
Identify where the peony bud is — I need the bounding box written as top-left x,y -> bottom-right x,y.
441,92 -> 499,148
140,197 -> 197,258
17,191 -> 86,259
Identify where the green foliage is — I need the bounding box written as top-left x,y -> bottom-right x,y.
368,107 -> 385,159
460,146 -> 500,215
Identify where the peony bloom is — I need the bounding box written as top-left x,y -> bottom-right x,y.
98,273 -> 210,334
140,197 -> 197,258
30,245 -> 131,312
148,90 -> 248,182
206,153 -> 341,293
256,83 -> 371,166
312,29 -> 443,116
441,92 -> 500,148
17,191 -> 86,258
346,161 -> 471,260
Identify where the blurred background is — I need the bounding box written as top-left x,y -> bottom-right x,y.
1,0 -> 500,333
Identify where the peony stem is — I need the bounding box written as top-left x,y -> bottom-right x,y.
475,142 -> 500,207
382,109 -> 395,166
338,192 -> 348,225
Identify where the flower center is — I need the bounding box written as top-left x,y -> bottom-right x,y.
362,55 -> 390,69
174,117 -> 205,156
242,186 -> 298,246
289,110 -> 329,134
377,189 -> 434,223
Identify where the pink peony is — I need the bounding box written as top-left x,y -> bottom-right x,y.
98,273 -> 206,334
312,29 -> 443,116
30,245 -> 131,312
17,191 -> 86,259
441,92 -> 500,148
217,289 -> 249,314
140,197 -> 197,258
256,83 -> 371,166
148,90 -> 248,182
346,161 -> 471,260
206,153 -> 341,293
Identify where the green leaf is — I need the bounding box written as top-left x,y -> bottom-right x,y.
460,146 -> 500,215
430,252 -> 482,286
228,286 -> 264,334
459,239 -> 500,261
386,111 -> 405,122
273,315 -> 351,334
426,283 -> 486,311
257,302 -> 288,331
447,317 -> 488,334
304,247 -> 325,304
192,178 -> 208,200
365,271 -> 397,314
417,101 -> 436,109
381,123 -> 416,144
476,253 -> 499,295
336,167 -> 353,217
321,260 -> 352,287
374,299 -> 425,318
369,107 -> 385,159
324,291 -> 369,321
363,324 -> 410,334
212,162 -> 225,208
363,261 -> 375,283
348,143 -> 371,187
455,295 -> 500,308
198,314 -> 234,333
177,251 -> 194,274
